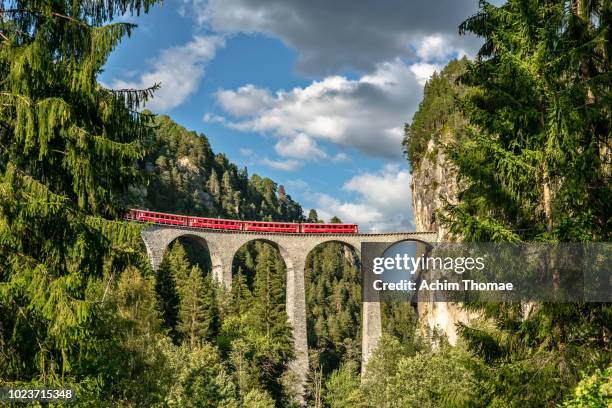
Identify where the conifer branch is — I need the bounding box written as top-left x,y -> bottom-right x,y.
0,8 -> 88,27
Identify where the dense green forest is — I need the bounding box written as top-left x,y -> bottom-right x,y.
1,0 -> 610,406
132,114 -> 304,222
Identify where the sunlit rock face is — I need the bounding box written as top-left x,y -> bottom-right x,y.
411,136 -> 474,345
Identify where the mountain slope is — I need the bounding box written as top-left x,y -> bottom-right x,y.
130,114 -> 304,222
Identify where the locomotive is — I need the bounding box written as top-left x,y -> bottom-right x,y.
126,209 -> 358,234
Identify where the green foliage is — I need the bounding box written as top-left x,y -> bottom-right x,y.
177,266 -> 219,347
411,1 -> 612,406
381,302 -> 420,351
136,115 -> 304,222
359,336 -> 476,408
445,0 -> 610,243
559,366 -> 612,408
306,243 -> 362,375
402,58 -> 468,171
308,209 -> 320,223
0,0 -> 160,396
164,342 -> 239,408
243,388 -> 277,408
324,361 -> 361,408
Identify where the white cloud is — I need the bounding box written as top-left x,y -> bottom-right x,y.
274,134 -> 327,160
331,152 -> 350,162
216,85 -> 274,116
109,35 -> 225,112
315,164 -> 413,231
260,157 -> 302,171
409,62 -> 442,86
415,34 -> 464,62
208,59 -> 423,159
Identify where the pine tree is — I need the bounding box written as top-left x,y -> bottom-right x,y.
208,169 -> 220,201
177,266 -> 218,348
251,244 -> 286,337
248,242 -> 294,400
116,266 -> 160,340
308,209 -> 320,223
305,243 -> 361,375
231,267 -> 252,315
436,1 -> 611,404
0,0 -> 159,387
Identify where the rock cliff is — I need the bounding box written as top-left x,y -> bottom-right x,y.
405,59 -> 475,345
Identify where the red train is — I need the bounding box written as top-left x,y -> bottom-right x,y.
126,209 -> 358,234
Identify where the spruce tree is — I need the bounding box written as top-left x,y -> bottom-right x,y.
249,242 -> 293,401
308,209 -> 320,223
437,1 -> 611,404
231,267 -> 252,315
0,0 -> 159,387
177,266 -> 218,348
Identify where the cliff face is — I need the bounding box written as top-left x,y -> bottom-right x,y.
411,138 -> 459,242
405,59 -> 476,345
411,137 -> 473,345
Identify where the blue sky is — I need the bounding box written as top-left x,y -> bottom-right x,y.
100,0 -> 484,231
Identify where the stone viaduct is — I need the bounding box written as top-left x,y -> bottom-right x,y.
140,225 -> 437,402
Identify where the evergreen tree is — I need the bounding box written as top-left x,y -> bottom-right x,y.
305,243 -> 361,376
116,266 -> 160,340
242,388 -> 276,408
231,267 -> 252,315
251,244 -> 288,338
308,209 -> 320,223
155,256 -> 180,339
0,0 -> 159,390
177,266 -> 218,348
427,1 -> 612,405
248,242 -> 294,402
208,168 -> 220,201
155,241 -> 190,341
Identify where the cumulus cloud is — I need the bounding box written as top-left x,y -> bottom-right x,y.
183,0 -> 481,75
415,34 -> 468,62
315,164 -> 413,231
259,157 -> 302,171
108,35 -> 225,112
274,134 -> 327,160
410,62 -> 443,86
207,59 -> 424,159
216,85 -> 274,116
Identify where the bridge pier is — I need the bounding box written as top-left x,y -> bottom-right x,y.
361,300 -> 382,375
285,253 -> 309,404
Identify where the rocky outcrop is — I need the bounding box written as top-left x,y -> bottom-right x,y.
411,136 -> 474,345
411,138 -> 459,242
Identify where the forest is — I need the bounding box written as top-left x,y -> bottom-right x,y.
0,0 -> 610,407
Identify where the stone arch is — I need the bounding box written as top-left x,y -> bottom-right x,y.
140,226 -> 231,286
303,238 -> 362,264
166,233 -> 217,277
231,237 -> 293,279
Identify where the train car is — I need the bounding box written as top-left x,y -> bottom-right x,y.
300,223 -> 358,234
243,221 -> 299,233
127,209 -> 360,234
130,209 -> 189,226
189,216 -> 242,230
